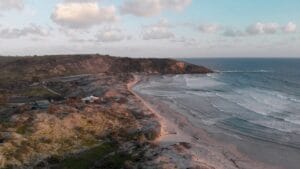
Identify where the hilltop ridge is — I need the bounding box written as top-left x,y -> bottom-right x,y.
0,54 -> 212,85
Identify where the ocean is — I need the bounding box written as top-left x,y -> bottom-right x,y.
134,58 -> 300,169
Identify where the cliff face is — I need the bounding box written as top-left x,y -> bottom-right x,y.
0,54 -> 212,85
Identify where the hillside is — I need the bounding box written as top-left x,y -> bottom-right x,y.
0,54 -> 212,87
0,54 -> 213,169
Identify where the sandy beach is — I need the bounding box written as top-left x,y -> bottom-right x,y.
127,75 -> 191,144
128,75 -> 281,169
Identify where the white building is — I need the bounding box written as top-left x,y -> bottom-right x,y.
81,95 -> 99,103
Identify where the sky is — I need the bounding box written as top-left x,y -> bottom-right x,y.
0,0 -> 299,58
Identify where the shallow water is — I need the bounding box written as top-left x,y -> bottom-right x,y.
134,58 -> 300,169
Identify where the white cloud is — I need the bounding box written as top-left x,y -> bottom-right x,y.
246,22 -> 280,35
96,27 -> 126,42
51,2 -> 118,28
142,19 -> 174,40
120,0 -> 161,17
283,22 -> 297,33
63,0 -> 97,2
120,0 -> 191,17
0,24 -> 49,39
198,24 -> 221,33
0,0 -> 24,10
161,0 -> 192,11
66,26 -> 129,43
223,22 -> 297,37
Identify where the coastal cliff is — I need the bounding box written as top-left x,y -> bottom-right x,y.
0,54 -> 212,85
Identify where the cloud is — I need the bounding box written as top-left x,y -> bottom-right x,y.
282,22 -> 297,33
63,0 -> 97,2
246,22 -> 279,35
51,2 -> 117,28
222,28 -> 245,37
0,0 -> 24,11
96,27 -> 126,42
120,0 -> 191,17
142,19 -> 174,40
0,24 -> 49,39
198,24 -> 221,33
171,36 -> 198,46
143,27 -> 174,40
223,22 -> 297,37
120,0 -> 161,17
161,0 -> 192,11
67,26 -> 129,43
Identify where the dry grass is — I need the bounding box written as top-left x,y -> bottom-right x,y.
0,103 -> 138,168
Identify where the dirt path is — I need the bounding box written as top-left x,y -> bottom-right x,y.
42,85 -> 61,96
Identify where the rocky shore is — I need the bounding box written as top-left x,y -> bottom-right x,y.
0,55 -> 212,169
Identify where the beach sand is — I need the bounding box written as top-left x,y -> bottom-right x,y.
127,75 -> 281,169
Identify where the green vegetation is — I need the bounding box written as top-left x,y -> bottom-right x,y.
60,142 -> 117,169
81,137 -> 98,147
0,113 -> 11,123
98,151 -> 134,169
22,87 -> 56,97
0,94 -> 7,106
0,73 -> 21,85
16,125 -> 29,135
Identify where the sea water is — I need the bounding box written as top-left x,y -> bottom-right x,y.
134,58 -> 300,169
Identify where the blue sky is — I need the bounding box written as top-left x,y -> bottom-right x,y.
0,0 -> 299,58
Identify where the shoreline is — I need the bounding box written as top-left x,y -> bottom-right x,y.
127,74 -> 281,169
127,75 -> 191,145
0,72 -> 287,168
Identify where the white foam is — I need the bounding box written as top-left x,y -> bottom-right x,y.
184,74 -> 225,89
219,70 -> 273,73
216,87 -> 300,116
285,116 -> 300,126
250,119 -> 299,133
136,74 -> 300,134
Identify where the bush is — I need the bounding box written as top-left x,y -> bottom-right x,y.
0,94 -> 7,106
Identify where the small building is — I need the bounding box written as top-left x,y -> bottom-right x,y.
81,95 -> 99,103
